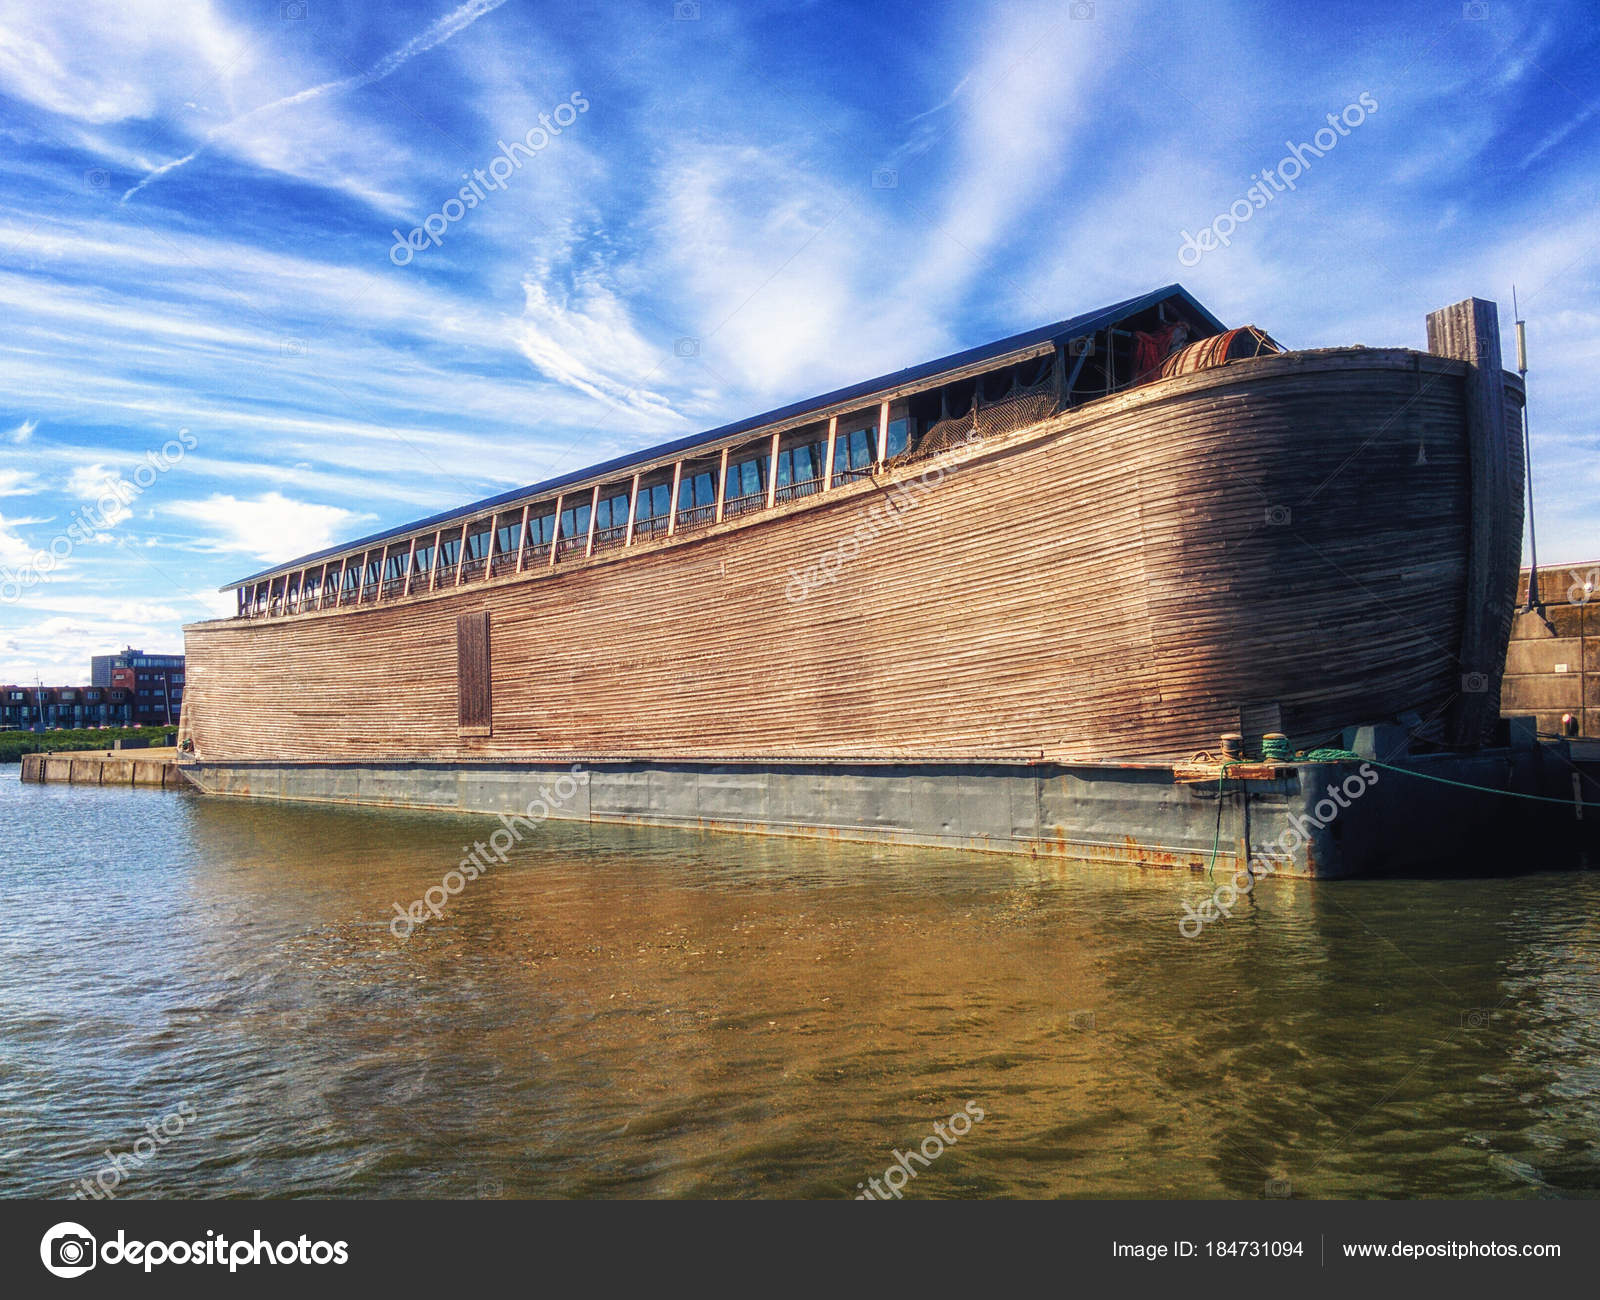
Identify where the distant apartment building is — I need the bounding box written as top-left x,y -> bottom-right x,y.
0,685 -> 135,730
89,647 -> 184,726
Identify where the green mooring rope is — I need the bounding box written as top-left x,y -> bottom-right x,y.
1207,760 -> 1241,881
1295,747 -> 1600,810
1202,746 -> 1598,881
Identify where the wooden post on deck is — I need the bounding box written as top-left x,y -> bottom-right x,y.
823,416 -> 838,491
1426,297 -> 1521,747
766,433 -> 781,509
512,504 -> 529,573
715,448 -> 730,522
399,538 -> 416,600
625,472 -> 641,546
585,485 -> 600,557
668,461 -> 684,536
547,494 -> 564,569
876,400 -> 890,468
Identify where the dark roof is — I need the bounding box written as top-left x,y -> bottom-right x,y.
228,283 -> 1223,588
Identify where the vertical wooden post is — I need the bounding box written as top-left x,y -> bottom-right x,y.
456,522 -> 472,586
766,432 -> 781,509
426,530 -> 441,590
481,513 -> 499,580
511,504 -> 529,574
876,400 -> 890,468
401,537 -> 416,599
624,472 -> 641,546
668,460 -> 684,536
547,494 -> 564,570
585,484 -> 600,558
1426,297 -> 1518,747
823,416 -> 838,490
715,448 -> 730,523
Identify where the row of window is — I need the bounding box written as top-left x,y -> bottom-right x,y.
5,690 -> 129,703
238,405 -> 919,618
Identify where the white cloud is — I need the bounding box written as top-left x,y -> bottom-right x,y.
0,0 -> 248,125
7,418 -> 36,444
0,511 -> 38,567
65,463 -> 135,528
511,264 -> 682,424
164,491 -> 373,562
0,468 -> 39,497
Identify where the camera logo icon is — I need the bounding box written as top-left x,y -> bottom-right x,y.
41,1223 -> 97,1278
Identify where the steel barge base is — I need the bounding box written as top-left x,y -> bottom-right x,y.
179,721 -> 1594,881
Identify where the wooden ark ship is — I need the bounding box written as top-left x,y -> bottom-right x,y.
179,286 -> 1539,878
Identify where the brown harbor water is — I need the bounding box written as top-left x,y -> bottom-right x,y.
2,776 -> 1598,1199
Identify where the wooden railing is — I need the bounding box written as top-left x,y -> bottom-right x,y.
723,491 -> 767,520
775,475 -> 824,504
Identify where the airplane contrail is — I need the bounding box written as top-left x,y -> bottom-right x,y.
122,0 -> 510,203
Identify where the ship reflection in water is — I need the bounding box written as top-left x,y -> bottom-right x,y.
3,778 -> 1598,1200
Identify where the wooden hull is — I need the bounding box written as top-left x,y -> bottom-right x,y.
181,347 -> 1522,768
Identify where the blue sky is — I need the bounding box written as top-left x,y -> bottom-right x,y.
1,0 -> 1595,684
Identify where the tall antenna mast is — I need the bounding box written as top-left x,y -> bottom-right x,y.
1513,287 -> 1541,612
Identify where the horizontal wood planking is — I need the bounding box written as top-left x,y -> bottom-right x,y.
183,348 -> 1492,765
